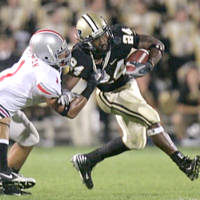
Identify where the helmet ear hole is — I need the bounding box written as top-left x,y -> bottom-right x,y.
77,30 -> 82,37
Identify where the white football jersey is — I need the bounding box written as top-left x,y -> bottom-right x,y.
0,47 -> 62,117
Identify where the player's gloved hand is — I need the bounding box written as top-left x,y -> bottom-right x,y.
99,70 -> 110,84
57,90 -> 79,106
81,69 -> 109,99
89,69 -> 110,85
126,61 -> 153,78
57,94 -> 70,106
63,89 -> 80,101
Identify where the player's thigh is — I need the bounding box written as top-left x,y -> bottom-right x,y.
96,81 -> 160,127
116,115 -> 147,149
10,120 -> 26,141
96,88 -> 114,114
0,117 -> 11,139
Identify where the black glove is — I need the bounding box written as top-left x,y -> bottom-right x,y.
126,61 -> 153,78
81,69 -> 109,99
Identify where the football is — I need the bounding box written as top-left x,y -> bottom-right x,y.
126,49 -> 149,72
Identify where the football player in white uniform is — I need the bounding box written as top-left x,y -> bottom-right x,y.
70,13 -> 200,189
0,29 -> 105,195
0,110 -> 40,194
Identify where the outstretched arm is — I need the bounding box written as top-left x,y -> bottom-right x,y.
62,74 -> 80,90
46,91 -> 90,119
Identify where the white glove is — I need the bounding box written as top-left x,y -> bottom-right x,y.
57,90 -> 80,106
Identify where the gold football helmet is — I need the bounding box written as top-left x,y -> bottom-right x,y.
76,13 -> 113,57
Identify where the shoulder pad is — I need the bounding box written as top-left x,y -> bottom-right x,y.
111,24 -> 136,37
111,24 -> 138,48
70,44 -> 93,78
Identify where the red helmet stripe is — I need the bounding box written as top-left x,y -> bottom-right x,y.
33,29 -> 64,41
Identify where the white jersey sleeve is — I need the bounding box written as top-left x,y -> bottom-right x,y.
0,46 -> 63,117
34,60 -> 62,99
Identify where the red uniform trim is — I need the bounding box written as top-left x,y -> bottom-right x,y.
37,83 -> 52,95
0,107 -> 9,118
0,60 -> 25,82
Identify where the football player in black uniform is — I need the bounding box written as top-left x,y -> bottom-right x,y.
68,13 -> 200,189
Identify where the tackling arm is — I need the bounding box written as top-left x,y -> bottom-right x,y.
62,74 -> 80,90
47,69 -> 107,118
60,74 -> 88,118
66,69 -> 108,118
45,92 -> 88,119
66,96 -> 88,118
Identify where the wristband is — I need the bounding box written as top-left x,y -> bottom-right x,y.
60,104 -> 70,116
81,82 -> 96,99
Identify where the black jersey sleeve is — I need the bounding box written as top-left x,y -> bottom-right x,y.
69,44 -> 93,80
111,24 -> 139,50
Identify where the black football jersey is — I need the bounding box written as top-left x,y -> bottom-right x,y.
69,24 -> 139,92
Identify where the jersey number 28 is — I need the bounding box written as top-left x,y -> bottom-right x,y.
122,28 -> 134,45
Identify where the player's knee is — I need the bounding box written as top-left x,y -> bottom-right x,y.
122,124 -> 147,150
17,122 -> 40,147
28,125 -> 40,146
18,133 -> 39,147
123,135 -> 146,150
143,106 -> 160,126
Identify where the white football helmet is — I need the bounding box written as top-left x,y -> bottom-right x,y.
29,29 -> 71,68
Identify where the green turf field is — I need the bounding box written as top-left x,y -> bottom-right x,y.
1,146 -> 200,200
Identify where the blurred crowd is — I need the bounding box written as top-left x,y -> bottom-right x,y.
1,0 -> 200,147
